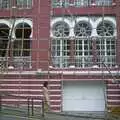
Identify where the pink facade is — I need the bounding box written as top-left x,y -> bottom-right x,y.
0,0 -> 120,112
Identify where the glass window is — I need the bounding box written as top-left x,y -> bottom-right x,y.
51,0 -> 113,8
0,0 -> 10,8
14,22 -> 31,56
51,17 -> 116,68
52,0 -> 70,8
96,37 -> 116,67
13,22 -> 32,68
75,38 -> 93,67
95,0 -> 112,6
16,0 -> 32,8
74,0 -> 90,7
51,39 -> 70,68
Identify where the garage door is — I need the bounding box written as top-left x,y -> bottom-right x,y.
62,81 -> 105,111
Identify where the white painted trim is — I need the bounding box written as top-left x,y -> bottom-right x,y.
108,105 -> 120,107
2,99 -> 61,102
51,17 -> 71,28
0,84 -> 61,87
107,84 -> 119,86
0,79 -> 61,81
107,89 -> 120,91
2,69 -> 120,76
0,89 -> 42,92
51,16 -> 116,37
0,89 -> 61,92
108,100 -> 120,102
51,104 -> 61,107
0,19 -> 11,28
38,70 -> 120,76
2,71 -> 36,74
107,94 -> 120,97
15,18 -> 32,28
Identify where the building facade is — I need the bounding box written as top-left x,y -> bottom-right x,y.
0,0 -> 120,112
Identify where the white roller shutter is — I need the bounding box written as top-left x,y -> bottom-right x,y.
62,81 -> 105,111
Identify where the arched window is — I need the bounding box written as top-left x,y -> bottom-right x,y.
96,20 -> 116,67
51,21 -> 70,67
74,21 -> 92,37
52,21 -> 70,37
14,22 -> 31,56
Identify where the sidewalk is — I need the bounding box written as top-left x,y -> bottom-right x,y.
0,107 -> 120,120
43,112 -> 120,120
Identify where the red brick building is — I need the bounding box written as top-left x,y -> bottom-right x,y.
0,0 -> 120,112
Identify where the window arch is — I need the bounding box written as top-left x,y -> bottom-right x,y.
97,20 -> 114,36
52,21 -> 70,37
74,21 -> 92,37
15,22 -> 31,39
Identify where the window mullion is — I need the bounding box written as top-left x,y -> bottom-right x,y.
104,38 -> 107,64
60,39 -> 63,68
82,39 -> 84,68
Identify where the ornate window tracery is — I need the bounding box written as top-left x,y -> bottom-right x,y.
51,18 -> 116,68
97,21 -> 114,36
52,22 -> 70,37
74,22 -> 92,37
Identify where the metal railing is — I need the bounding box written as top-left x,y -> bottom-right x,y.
0,56 -> 31,69
51,56 -> 116,68
0,92 -> 45,118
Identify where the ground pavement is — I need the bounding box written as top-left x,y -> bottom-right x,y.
0,106 -> 120,120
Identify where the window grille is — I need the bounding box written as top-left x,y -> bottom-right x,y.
51,39 -> 70,68
95,0 -> 112,6
52,0 -> 112,8
16,0 -> 32,9
97,21 -> 114,36
52,0 -> 69,8
96,37 -> 116,67
0,0 -> 10,8
75,38 -> 93,67
74,22 -> 92,37
52,21 -> 70,37
51,17 -> 116,68
0,21 -> 32,69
